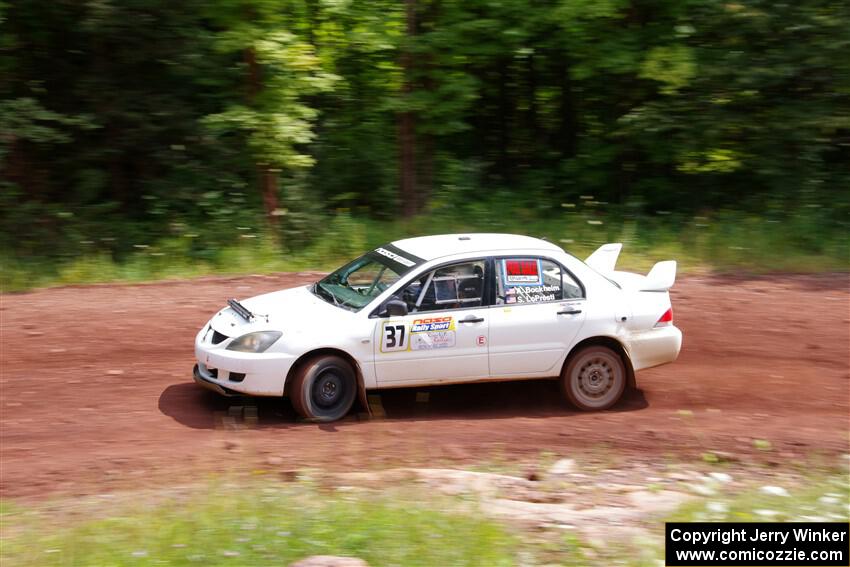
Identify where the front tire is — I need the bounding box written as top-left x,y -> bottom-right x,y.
290,355 -> 357,422
561,345 -> 626,411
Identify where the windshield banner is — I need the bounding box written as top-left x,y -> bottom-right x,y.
369,244 -> 424,275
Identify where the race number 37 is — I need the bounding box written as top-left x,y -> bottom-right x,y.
382,323 -> 409,352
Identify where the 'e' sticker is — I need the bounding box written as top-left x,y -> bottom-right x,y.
476,335 -> 487,346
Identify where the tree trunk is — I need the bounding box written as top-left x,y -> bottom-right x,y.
260,166 -> 279,220
526,50 -> 539,167
418,134 -> 433,213
497,60 -> 512,184
244,46 -> 279,227
244,47 -> 261,100
398,0 -> 417,218
399,112 -> 416,218
558,57 -> 578,160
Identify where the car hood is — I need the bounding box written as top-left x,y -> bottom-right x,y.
208,285 -> 355,336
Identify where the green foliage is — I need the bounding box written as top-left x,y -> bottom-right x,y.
203,2 -> 337,172
0,98 -> 91,151
1,0 -> 847,279
640,46 -> 697,95
2,206 -> 846,292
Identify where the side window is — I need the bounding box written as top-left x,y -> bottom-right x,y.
496,258 -> 582,304
400,260 -> 486,313
561,269 -> 583,299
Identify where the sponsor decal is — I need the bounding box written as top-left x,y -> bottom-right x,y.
503,258 -> 542,285
476,335 -> 487,346
375,247 -> 415,267
411,331 -> 456,350
410,316 -> 455,350
381,317 -> 457,352
411,316 -> 453,333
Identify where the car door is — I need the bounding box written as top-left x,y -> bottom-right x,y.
488,256 -> 587,378
373,259 -> 490,385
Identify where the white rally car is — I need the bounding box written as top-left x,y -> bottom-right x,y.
194,234 -> 682,421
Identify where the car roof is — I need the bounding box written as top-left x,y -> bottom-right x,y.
391,233 -> 563,261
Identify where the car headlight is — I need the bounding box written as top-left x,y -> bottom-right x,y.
226,331 -> 282,353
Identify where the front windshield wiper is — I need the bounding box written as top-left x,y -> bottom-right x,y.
315,282 -> 348,309
313,282 -> 361,311
313,282 -> 340,306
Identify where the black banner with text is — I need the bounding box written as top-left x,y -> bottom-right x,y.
665,522 -> 849,566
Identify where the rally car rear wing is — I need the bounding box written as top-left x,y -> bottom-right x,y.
585,243 -> 676,291
585,243 -> 622,273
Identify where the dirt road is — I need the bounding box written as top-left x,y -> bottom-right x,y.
1,273 -> 848,499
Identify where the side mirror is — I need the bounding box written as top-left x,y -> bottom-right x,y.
384,299 -> 408,317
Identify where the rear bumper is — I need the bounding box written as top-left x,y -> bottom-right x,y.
627,325 -> 682,371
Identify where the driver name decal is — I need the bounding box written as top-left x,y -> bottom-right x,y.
505,284 -> 560,304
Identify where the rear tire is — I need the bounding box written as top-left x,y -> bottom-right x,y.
289,355 -> 357,422
561,345 -> 626,411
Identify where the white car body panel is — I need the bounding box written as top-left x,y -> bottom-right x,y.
193,234 -> 682,399
373,308 -> 490,386
488,299 -> 586,377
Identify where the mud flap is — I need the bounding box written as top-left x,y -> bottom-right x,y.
621,347 -> 637,390
355,368 -> 372,418
626,359 -> 637,390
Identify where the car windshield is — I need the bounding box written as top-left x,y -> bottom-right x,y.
312,249 -> 414,311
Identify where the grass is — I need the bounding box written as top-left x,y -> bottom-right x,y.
0,484 -> 519,566
617,470 -> 850,565
668,471 -> 850,524
1,206 -> 848,292
1,467 -> 848,566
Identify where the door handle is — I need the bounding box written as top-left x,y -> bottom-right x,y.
557,309 -> 582,315
459,316 -> 485,323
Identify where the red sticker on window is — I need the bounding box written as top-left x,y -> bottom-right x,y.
505,260 -> 538,277
504,259 -> 542,284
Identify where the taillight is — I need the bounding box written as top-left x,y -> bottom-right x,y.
655,307 -> 673,327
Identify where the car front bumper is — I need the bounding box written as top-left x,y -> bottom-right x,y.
193,364 -> 241,396
194,334 -> 298,397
